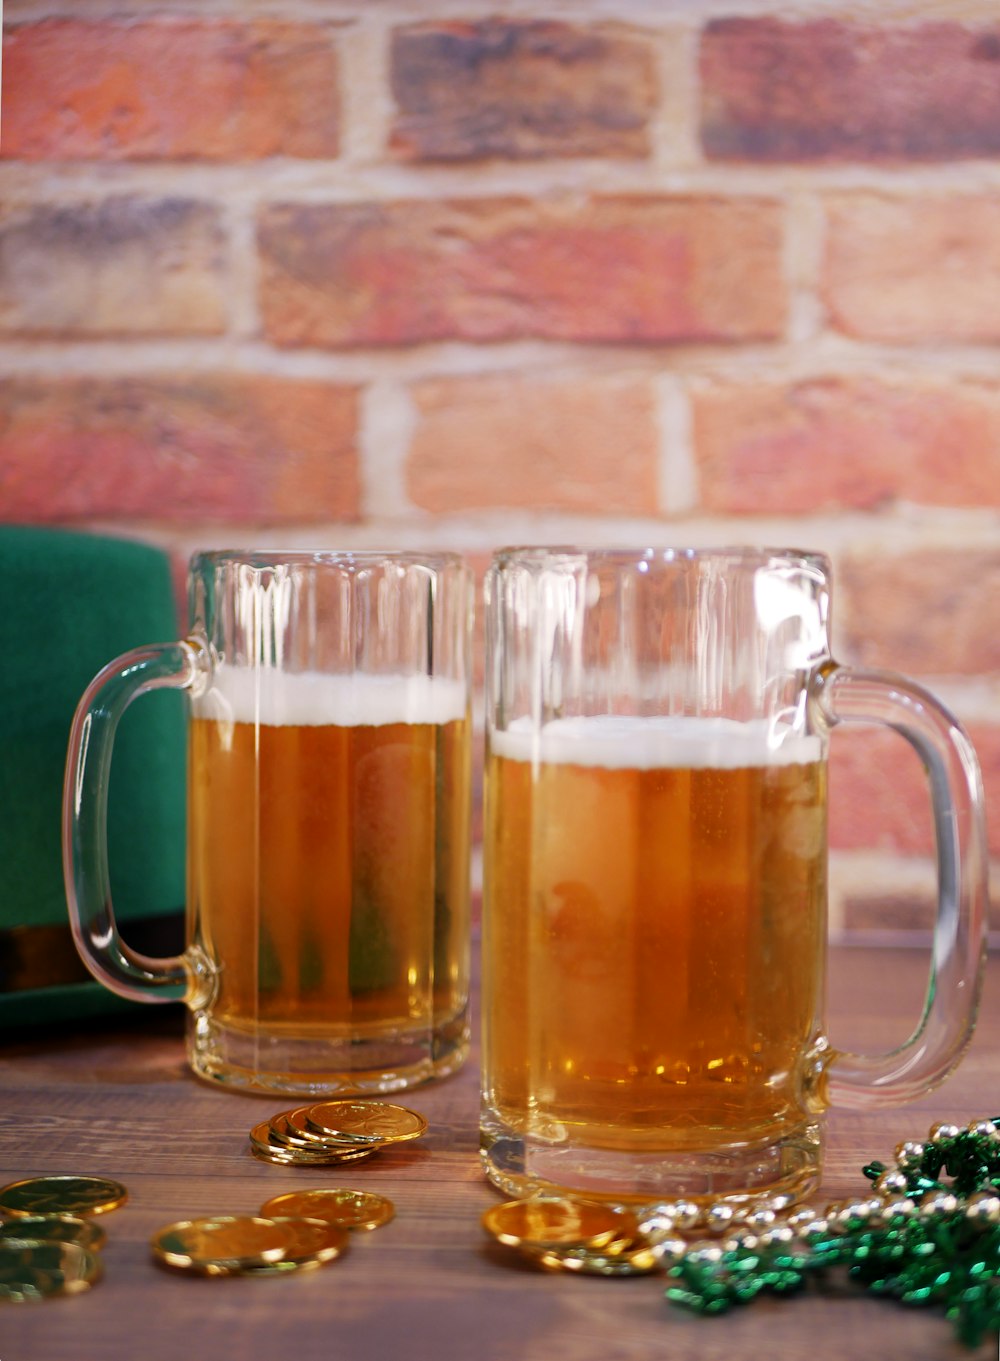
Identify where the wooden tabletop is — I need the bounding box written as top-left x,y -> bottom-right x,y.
1,944 -> 996,1361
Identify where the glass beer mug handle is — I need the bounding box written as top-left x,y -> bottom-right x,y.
808,663 -> 988,1110
63,636 -> 213,1007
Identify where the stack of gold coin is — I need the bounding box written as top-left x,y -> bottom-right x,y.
0,1174 -> 127,1303
152,1189 -> 395,1278
249,1099 -> 428,1167
481,1197 -> 667,1277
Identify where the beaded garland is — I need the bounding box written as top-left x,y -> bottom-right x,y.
655,1117 -> 1000,1347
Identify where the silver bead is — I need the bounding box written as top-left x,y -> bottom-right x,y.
880,1195 -> 918,1222
874,1169 -> 909,1197
704,1203 -> 736,1234
895,1140 -> 926,1170
686,1244 -> 724,1266
928,1122 -> 962,1145
671,1200 -> 703,1230
797,1217 -> 830,1241
918,1190 -> 959,1218
967,1120 -> 1000,1143
637,1210 -> 678,1242
743,1206 -> 777,1231
786,1206 -> 817,1230
641,1200 -> 678,1221
758,1224 -> 796,1249
649,1236 -> 688,1264
835,1199 -> 876,1229
764,1193 -> 796,1214
964,1193 -> 1000,1226
822,1199 -> 853,1231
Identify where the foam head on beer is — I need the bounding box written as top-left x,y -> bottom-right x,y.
490,712 -> 822,769
192,667 -> 468,730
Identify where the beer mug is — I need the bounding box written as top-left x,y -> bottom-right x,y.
481,547 -> 987,1204
65,550 -> 473,1096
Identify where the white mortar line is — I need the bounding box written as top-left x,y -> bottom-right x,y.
336,13 -> 395,169
357,377 -> 421,520
785,189 -> 828,344
649,21 -> 701,175
656,370 -> 698,515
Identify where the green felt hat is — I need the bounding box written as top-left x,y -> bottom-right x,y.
0,527 -> 186,1029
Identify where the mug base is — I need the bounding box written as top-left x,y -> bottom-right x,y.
187,1010 -> 469,1097
479,1113 -> 822,1209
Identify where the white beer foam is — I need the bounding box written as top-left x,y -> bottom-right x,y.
192,668 -> 467,727
490,714 -> 821,769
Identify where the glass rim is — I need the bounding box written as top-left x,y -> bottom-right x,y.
488,545 -> 830,574
190,548 -> 470,572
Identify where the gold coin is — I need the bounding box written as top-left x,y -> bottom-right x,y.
250,1120 -> 335,1160
531,1237 -> 663,1276
481,1198 -> 636,1251
268,1112 -> 328,1148
0,1175 -> 127,1219
236,1220 -> 348,1278
249,1142 -> 326,1169
151,1216 -> 293,1275
0,1216 -> 106,1251
238,1258 -> 321,1276
260,1189 -> 395,1232
272,1111 -> 378,1152
251,1143 -> 375,1170
238,1254 -> 331,1277
258,1217 -> 348,1266
0,1238 -> 103,1302
283,1106 -> 387,1150
251,1150 -> 298,1168
304,1100 -> 428,1145
248,1121 -> 376,1167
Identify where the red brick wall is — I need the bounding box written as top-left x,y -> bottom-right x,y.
3,3 -> 999,940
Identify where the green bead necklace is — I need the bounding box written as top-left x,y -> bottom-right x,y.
657,1116 -> 1000,1347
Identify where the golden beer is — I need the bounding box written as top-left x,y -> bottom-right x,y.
481,715 -> 826,1196
187,670 -> 470,1091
